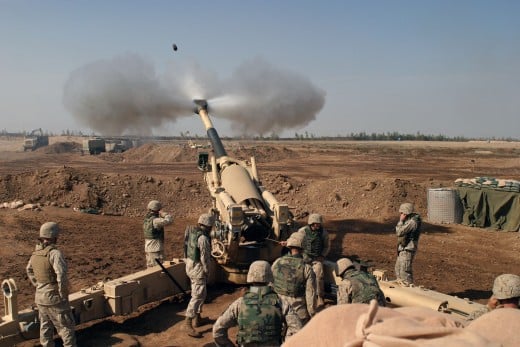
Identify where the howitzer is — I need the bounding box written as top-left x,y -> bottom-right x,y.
193,99 -> 291,284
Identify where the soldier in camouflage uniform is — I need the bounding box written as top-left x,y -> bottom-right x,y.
395,203 -> 421,285
213,260 -> 303,347
467,273 -> 520,321
142,200 -> 173,268
272,232 -> 316,324
26,222 -> 77,347
183,213 -> 214,338
295,213 -> 330,307
335,258 -> 386,306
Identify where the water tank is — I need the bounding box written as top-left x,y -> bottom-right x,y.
427,188 -> 463,224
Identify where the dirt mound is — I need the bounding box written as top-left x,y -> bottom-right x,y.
43,141 -> 82,154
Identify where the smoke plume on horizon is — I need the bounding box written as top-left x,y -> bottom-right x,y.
63,53 -> 325,135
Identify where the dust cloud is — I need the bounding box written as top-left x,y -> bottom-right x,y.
63,54 -> 325,136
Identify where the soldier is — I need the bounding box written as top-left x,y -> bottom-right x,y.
272,232 -> 316,324
335,258 -> 386,306
183,213 -> 214,338
213,260 -> 303,347
467,273 -> 520,321
26,222 -> 77,347
143,200 -> 173,268
296,213 -> 330,307
395,203 -> 421,285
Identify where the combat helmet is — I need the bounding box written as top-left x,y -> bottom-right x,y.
286,232 -> 303,248
147,200 -> 162,212
39,222 -> 60,239
492,274 -> 520,300
246,260 -> 274,284
399,203 -> 414,215
198,213 -> 214,228
308,213 -> 323,225
335,258 -> 354,276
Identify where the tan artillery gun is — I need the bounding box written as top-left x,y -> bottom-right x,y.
193,99 -> 291,284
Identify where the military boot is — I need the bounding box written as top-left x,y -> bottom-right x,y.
193,313 -> 211,327
183,316 -> 202,338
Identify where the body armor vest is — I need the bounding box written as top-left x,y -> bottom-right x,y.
273,254 -> 306,297
30,245 -> 57,284
343,269 -> 386,306
398,213 -> 422,247
237,286 -> 282,345
302,226 -> 324,258
186,226 -> 203,262
143,211 -> 164,240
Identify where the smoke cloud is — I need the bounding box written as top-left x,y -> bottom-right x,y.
63,54 -> 325,135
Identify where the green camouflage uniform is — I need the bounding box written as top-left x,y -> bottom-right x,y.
395,213 -> 421,284
271,253 -> 316,323
213,285 -> 303,347
143,211 -> 173,267
26,243 -> 77,347
337,268 -> 386,306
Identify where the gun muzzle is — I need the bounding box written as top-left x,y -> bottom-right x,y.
193,99 -> 227,158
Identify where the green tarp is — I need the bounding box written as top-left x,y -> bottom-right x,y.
457,187 -> 520,232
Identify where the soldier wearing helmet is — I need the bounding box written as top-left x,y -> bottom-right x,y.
213,260 -> 303,346
272,232 -> 317,324
467,273 -> 520,321
335,258 -> 386,306
395,203 -> 422,285
183,213 -> 214,338
295,213 -> 330,308
143,200 -> 173,268
26,222 -> 77,347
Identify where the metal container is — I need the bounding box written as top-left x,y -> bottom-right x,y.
427,188 -> 463,224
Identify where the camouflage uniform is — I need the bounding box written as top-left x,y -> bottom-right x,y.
26,242 -> 77,347
467,305 -> 492,321
337,268 -> 386,306
296,225 -> 330,303
212,285 -> 303,347
143,210 -> 173,267
271,253 -> 316,323
395,212 -> 421,285
184,225 -> 211,319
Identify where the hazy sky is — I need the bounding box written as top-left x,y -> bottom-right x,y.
1,0 -> 519,138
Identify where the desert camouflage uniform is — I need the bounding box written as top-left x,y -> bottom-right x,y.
395,213 -> 421,285
26,243 -> 77,347
213,285 -> 303,347
337,268 -> 386,306
143,211 -> 173,267
466,305 -> 492,321
272,253 -> 316,323
296,226 -> 330,303
184,225 -> 211,318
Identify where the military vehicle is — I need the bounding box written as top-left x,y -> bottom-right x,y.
82,138 -> 106,155
22,128 -> 49,151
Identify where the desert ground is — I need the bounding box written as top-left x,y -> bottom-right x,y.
0,135 -> 519,346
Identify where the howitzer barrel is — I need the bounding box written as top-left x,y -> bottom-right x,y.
193,99 -> 227,158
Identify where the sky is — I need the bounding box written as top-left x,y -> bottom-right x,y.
1,0 -> 519,139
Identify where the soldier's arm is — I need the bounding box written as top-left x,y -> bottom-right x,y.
199,235 -> 211,275
321,230 -> 330,257
305,265 -> 317,316
395,219 -> 417,237
49,249 -> 70,301
153,213 -> 173,228
213,298 -> 241,346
